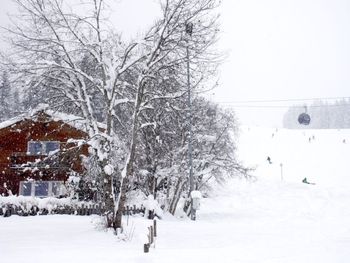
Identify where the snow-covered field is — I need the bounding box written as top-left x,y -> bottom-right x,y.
1,127 -> 350,263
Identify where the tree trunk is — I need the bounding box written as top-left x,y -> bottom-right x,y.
100,159 -> 115,228
114,177 -> 128,229
114,81 -> 144,228
169,178 -> 184,215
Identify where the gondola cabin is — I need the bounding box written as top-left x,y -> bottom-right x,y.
298,112 -> 311,125
0,109 -> 89,197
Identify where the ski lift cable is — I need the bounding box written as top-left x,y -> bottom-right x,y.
217,96 -> 350,104
221,104 -> 350,109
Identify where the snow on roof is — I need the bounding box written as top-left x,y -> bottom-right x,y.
0,104 -> 105,133
0,118 -> 23,130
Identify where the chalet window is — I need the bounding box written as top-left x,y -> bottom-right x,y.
21,181 -> 32,196
34,181 -> 49,196
19,181 -> 65,197
45,141 -> 60,154
28,141 -> 42,155
27,141 -> 60,155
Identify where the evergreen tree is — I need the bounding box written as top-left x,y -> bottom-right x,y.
0,71 -> 12,121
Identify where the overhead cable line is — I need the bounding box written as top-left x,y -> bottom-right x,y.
217,96 -> 350,104
223,104 -> 350,109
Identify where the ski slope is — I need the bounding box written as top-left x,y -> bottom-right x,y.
238,126 -> 350,188
1,127 -> 350,263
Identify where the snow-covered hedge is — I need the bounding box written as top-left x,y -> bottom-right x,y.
0,196 -> 101,216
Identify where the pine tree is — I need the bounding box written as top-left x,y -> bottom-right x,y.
0,71 -> 12,121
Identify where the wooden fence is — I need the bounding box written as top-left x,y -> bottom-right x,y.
0,204 -> 145,217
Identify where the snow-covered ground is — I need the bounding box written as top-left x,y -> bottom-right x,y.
1,127 -> 350,263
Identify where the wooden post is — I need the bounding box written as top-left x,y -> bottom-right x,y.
153,220 -> 157,237
147,229 -> 151,245
126,205 -> 130,215
280,163 -> 283,181
33,206 -> 39,216
14,205 -> 19,215
11,205 -> 15,216
4,206 -> 12,217
149,226 -> 154,244
144,243 -> 149,253
143,221 -> 158,253
147,209 -> 152,219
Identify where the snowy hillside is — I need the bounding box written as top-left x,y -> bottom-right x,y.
238,126 -> 350,187
1,127 -> 350,263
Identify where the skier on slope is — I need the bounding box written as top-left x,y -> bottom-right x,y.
267,156 -> 272,164
302,177 -> 315,185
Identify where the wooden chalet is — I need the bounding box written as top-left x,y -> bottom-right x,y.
0,109 -> 89,197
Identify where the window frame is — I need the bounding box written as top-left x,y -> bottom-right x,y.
27,141 -> 60,156
19,181 -> 64,197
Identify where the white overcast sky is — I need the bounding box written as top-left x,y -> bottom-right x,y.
1,0 -> 350,127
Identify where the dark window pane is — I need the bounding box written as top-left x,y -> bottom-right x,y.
21,182 -> 32,196
45,142 -> 60,155
28,142 -> 43,155
34,182 -> 49,197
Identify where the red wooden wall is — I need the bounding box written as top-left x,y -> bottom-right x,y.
0,112 -> 88,196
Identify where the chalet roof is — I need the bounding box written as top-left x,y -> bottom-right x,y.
0,104 -> 104,133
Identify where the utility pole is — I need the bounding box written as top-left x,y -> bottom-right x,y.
185,22 -> 196,221
280,163 -> 283,181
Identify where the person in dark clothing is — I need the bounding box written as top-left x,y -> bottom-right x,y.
267,156 -> 272,164
302,177 -> 315,185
